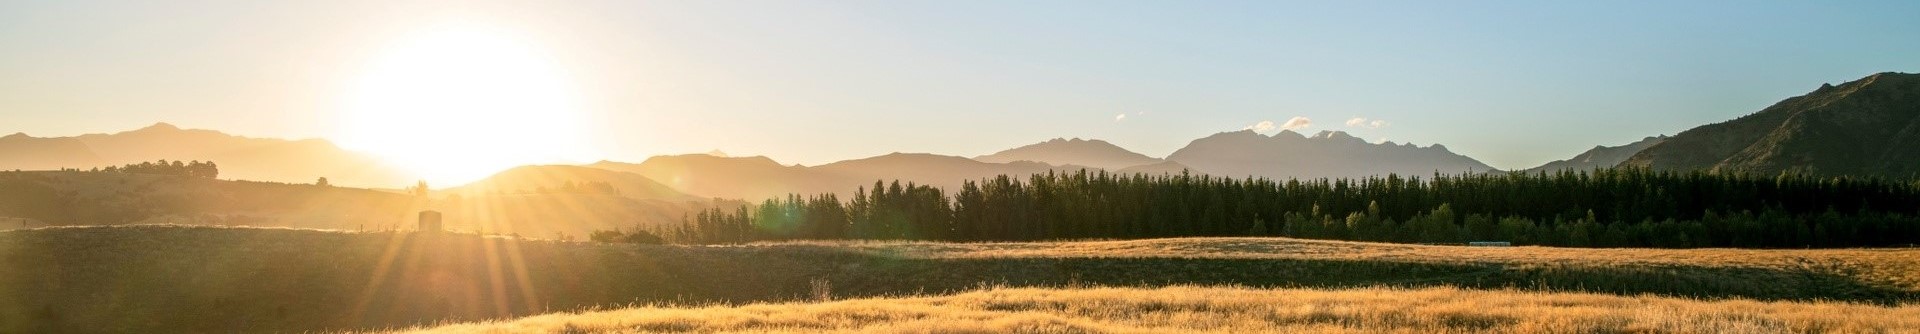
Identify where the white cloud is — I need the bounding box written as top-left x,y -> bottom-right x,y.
1115,114 -> 1128,121
1246,120 -> 1276,132
1345,117 -> 1389,129
1248,116 -> 1312,132
1280,116 -> 1312,130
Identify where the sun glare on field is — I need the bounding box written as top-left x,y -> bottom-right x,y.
337,23 -> 595,185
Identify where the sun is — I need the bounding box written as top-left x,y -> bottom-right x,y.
337,24 -> 595,186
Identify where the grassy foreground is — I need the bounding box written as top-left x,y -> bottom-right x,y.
4,225 -> 1920,332
398,285 -> 1920,334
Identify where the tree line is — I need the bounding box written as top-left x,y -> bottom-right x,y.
86,160 -> 220,179
589,168 -> 1920,248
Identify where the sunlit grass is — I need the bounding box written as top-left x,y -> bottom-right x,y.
394,285 -> 1920,333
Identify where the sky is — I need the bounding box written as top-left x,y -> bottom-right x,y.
3,0 -> 1918,170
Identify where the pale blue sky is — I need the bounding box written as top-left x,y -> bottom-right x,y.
3,0 -> 1916,170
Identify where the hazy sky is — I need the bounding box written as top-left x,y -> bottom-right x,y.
3,0 -> 1917,170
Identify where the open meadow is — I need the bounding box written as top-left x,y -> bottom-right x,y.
5,225 -> 1919,332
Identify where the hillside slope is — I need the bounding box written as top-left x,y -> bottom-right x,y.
1621,72 -> 1920,178
4,226 -> 1917,333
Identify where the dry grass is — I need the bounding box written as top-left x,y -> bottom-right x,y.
397,285 -> 1920,334
798,238 -> 1920,292
7,226 -> 1920,333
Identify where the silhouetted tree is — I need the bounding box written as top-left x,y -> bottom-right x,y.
655,168 -> 1920,248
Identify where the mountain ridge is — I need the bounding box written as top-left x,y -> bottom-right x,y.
0,122 -> 416,187
1523,136 -> 1669,173
1620,72 -> 1920,178
1166,129 -> 1496,180
973,137 -> 1163,170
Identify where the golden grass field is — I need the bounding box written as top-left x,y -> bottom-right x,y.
396,285 -> 1920,334
5,225 -> 1919,332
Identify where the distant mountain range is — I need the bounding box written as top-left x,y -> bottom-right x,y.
579,130 -> 1514,200
586,153 -> 1090,201
0,123 -> 414,187
1166,130 -> 1497,180
974,138 -> 1164,170
5,71 -> 1914,205
1621,72 -> 1920,178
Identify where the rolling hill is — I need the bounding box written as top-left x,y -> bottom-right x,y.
1621,72 -> 1920,178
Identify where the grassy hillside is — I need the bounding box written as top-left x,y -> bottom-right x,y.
5,225 -> 1919,332
0,170 -> 417,229
433,193 -> 739,238
397,285 -> 1920,333
0,171 -> 734,238
588,153 -> 1093,201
